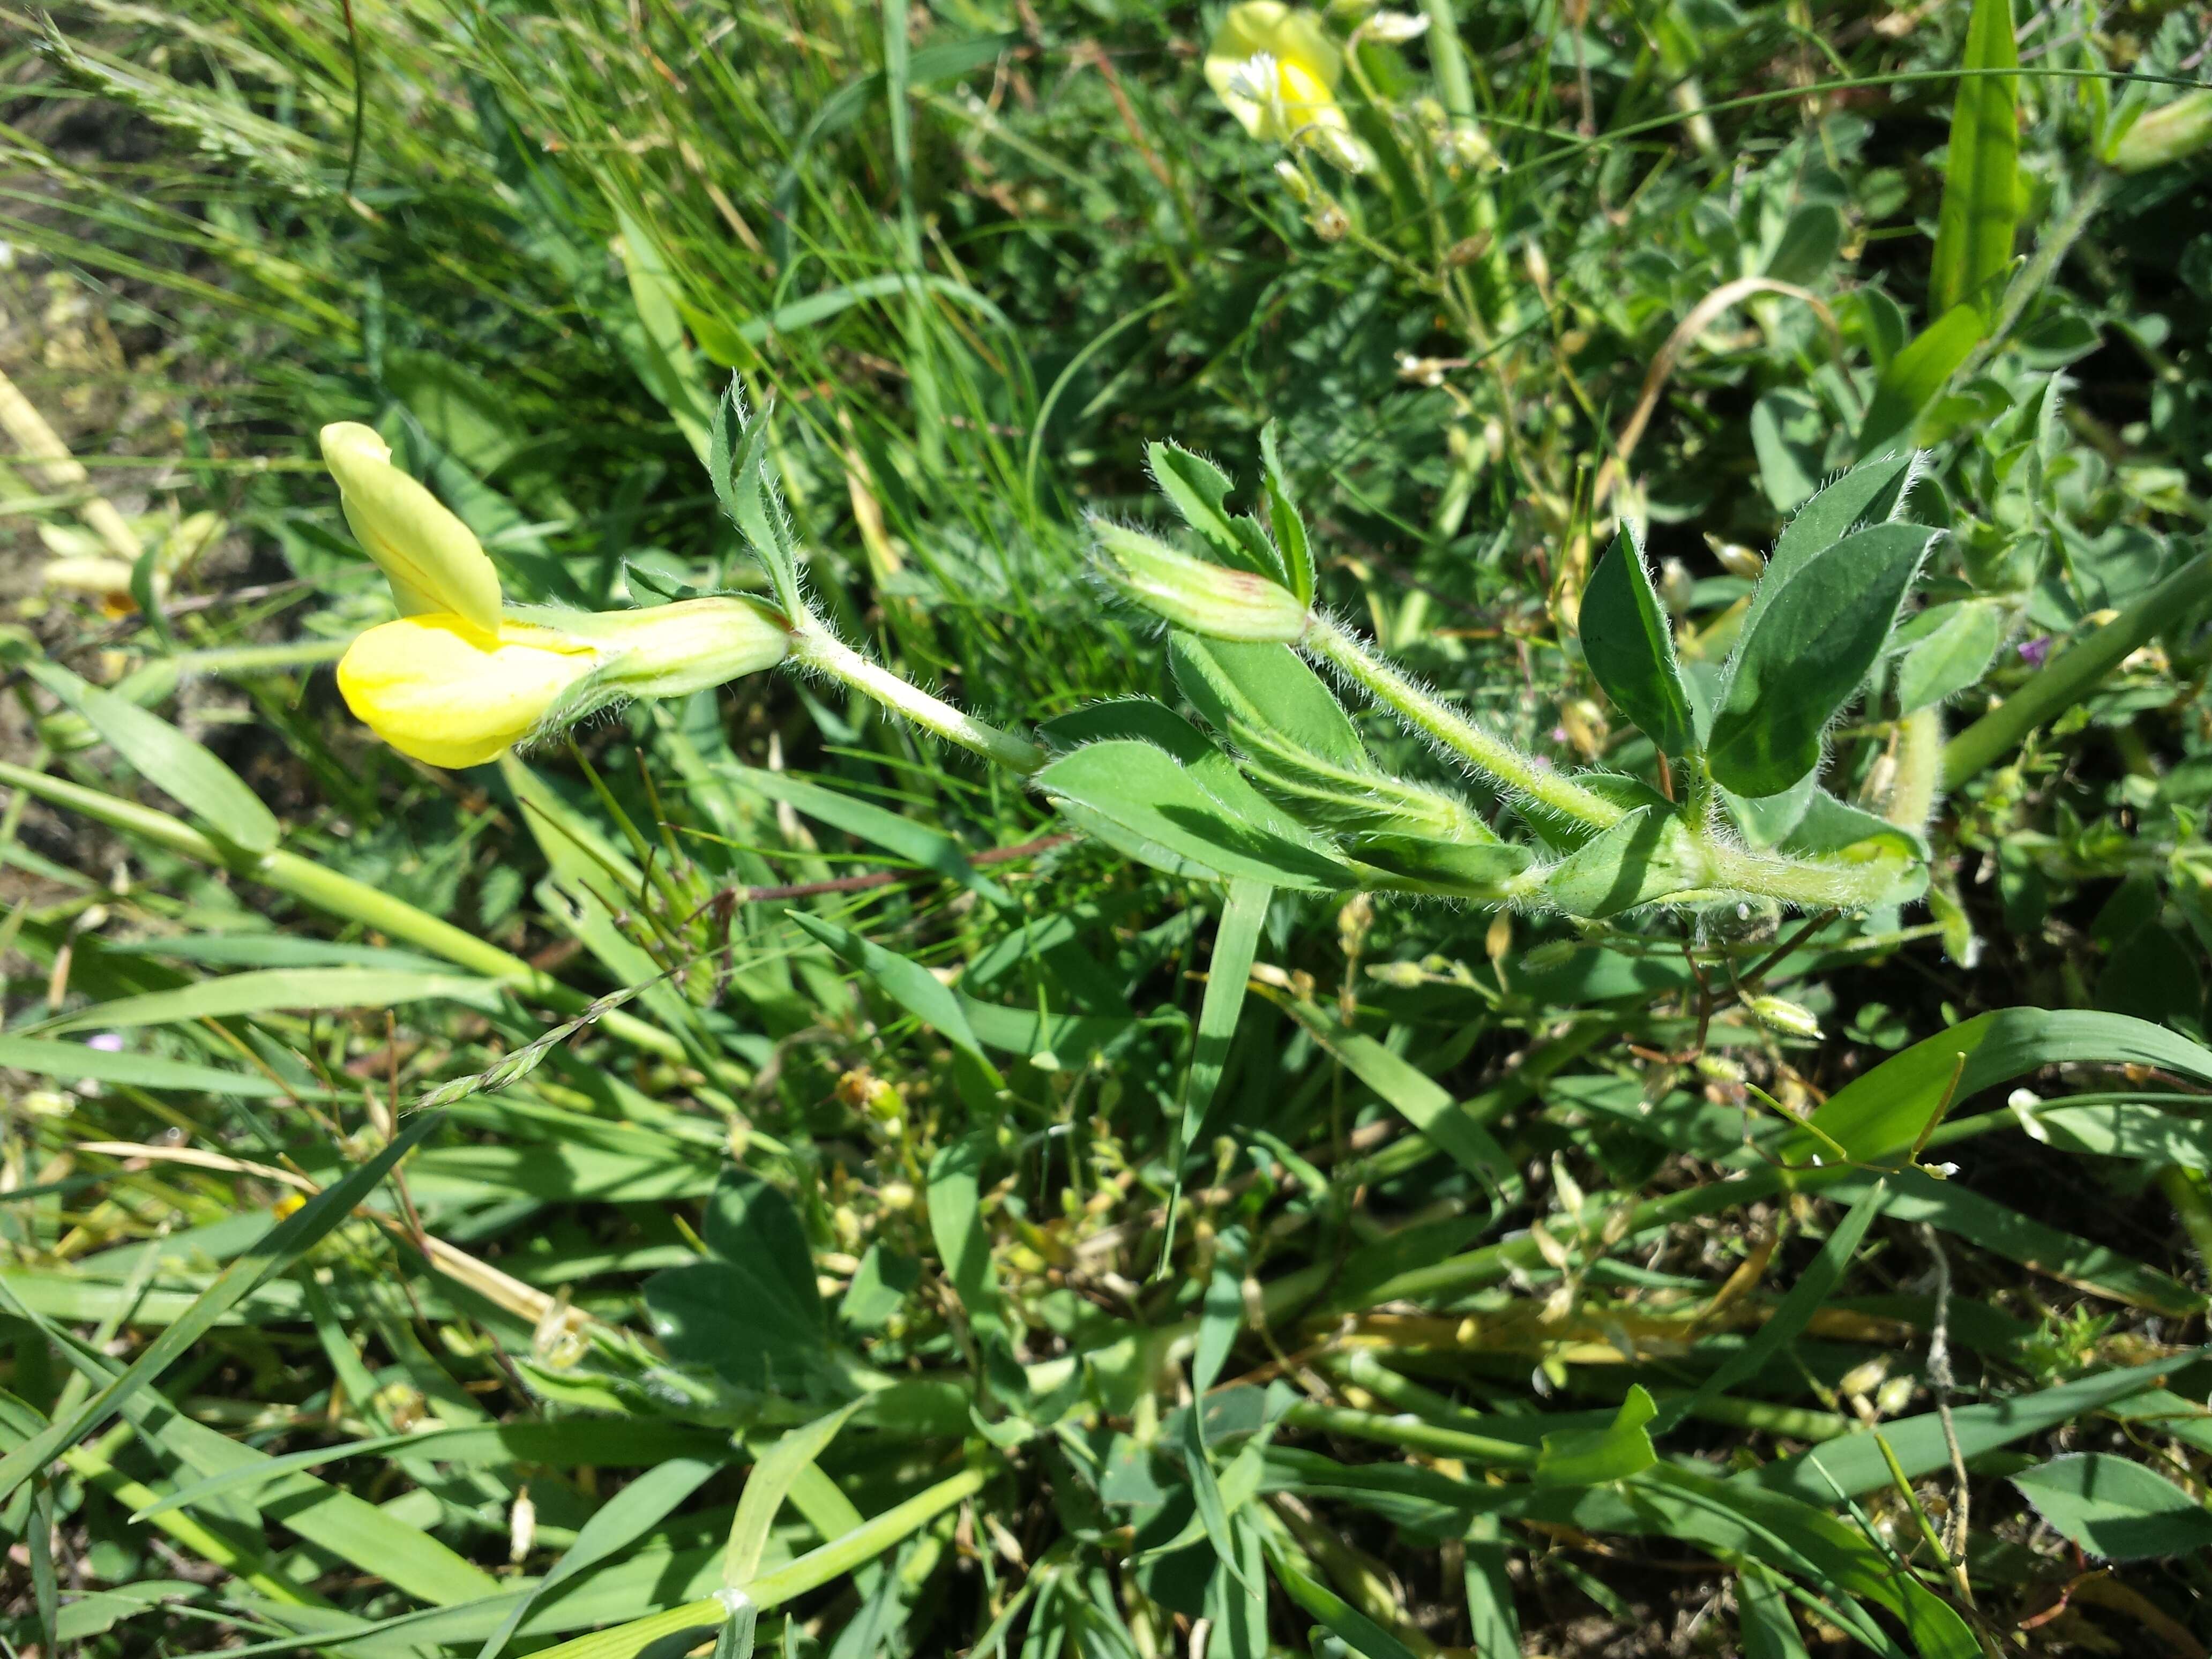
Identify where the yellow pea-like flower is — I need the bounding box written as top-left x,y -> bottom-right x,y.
335,597 -> 793,768
1205,2 -> 1348,145
320,423 -> 504,638
337,614 -> 601,768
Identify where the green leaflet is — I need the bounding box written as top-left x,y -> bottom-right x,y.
1892,600 -> 2003,713
1770,452 -> 1919,576
643,1167 -> 833,1391
1707,524 -> 1932,797
1927,0 -> 2020,320
1037,739 -> 1352,891
1169,635 -> 1372,779
1578,526 -> 1696,759
1146,440 -> 1283,584
1259,422 -> 1315,606
1763,200 -> 1844,286
1541,805 -> 1709,916
929,1133 -> 1012,1342
709,387 -> 805,622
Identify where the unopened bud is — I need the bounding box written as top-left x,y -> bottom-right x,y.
1838,1357 -> 1888,1399
1442,232 -> 1493,267
1273,158 -> 1312,203
509,1486 -> 536,1565
1305,124 -> 1373,175
2110,90 -> 2212,173
1361,9 -> 1430,41
1366,959 -> 1428,988
1438,123 -> 1500,171
1520,939 -> 1578,972
1694,1052 -> 1744,1085
1309,201 -> 1349,241
1707,535 -> 1765,580
1746,995 -> 1822,1040
1089,520 -> 1310,641
1523,239 -> 1551,297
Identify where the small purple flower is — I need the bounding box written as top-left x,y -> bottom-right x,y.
86,1033 -> 125,1053
1550,724 -> 1569,744
2018,635 -> 2052,669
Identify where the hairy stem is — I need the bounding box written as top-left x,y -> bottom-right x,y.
793,621 -> 1047,776
1304,614 -> 1622,831
1698,839 -> 1908,912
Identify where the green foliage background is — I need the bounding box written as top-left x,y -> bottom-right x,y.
4,0 -> 2212,1652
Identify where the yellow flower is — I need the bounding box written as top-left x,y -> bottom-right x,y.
334,598 -> 793,768
320,423 -> 504,637
337,614 -> 601,768
1205,3 -> 1348,145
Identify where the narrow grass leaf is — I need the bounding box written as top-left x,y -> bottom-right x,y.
1927,0 -> 2020,319
726,1401 -> 865,1588
0,1110 -> 442,1505
35,968 -> 503,1034
1653,1180 -> 1887,1435
23,660 -> 279,853
478,1454 -> 725,1659
2009,1453 -> 2212,1561
735,766 -> 1011,908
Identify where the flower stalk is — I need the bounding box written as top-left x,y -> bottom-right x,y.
790,620 -> 1047,776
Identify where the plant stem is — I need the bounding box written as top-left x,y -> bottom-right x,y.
1304,614 -> 1621,830
0,760 -> 685,1062
1941,549 -> 2212,788
1698,839 -> 1906,912
1284,1399 -> 1537,1468
793,622 -> 1047,776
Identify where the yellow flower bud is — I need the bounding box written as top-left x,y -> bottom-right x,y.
1090,521 -> 1310,642
1205,3 -> 1349,146
320,423 -> 503,637
337,614 -> 601,768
